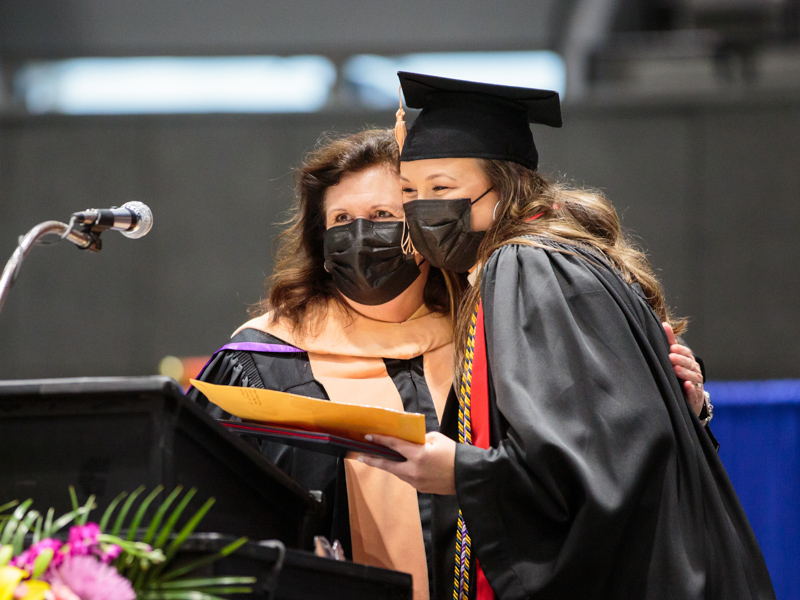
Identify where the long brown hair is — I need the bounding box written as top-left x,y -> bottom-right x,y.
252,128 -> 452,334
454,159 -> 687,382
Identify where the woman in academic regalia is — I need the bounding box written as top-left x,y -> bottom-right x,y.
188,129 -> 456,600
189,127 -> 715,600
360,73 -> 776,600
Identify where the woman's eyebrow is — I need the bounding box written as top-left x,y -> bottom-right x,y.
398,173 -> 458,182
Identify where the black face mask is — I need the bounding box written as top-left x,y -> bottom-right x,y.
403,188 -> 493,273
323,218 -> 421,306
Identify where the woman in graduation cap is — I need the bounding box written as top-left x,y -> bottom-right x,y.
190,125 -> 716,600
359,73 -> 775,600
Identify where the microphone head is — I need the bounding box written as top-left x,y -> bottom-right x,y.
121,201 -> 153,239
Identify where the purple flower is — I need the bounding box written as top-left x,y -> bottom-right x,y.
45,555 -> 135,600
66,524 -> 101,557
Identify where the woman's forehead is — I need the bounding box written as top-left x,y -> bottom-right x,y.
324,164 -> 403,211
400,157 -> 482,180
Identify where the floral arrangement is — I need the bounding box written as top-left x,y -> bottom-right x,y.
0,486 -> 254,600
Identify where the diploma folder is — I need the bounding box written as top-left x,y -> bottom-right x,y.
190,379 -> 426,461
219,421 -> 406,461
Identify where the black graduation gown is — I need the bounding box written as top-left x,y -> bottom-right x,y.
432,239 -> 774,600
187,327 -> 442,577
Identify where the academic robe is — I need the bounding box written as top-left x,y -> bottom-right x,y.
188,303 -> 454,600
431,238 -> 775,600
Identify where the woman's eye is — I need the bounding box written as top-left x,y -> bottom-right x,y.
433,186 -> 450,192
374,210 -> 395,219
333,213 -> 351,223
401,187 -> 416,194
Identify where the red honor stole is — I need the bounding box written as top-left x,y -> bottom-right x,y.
455,300 -> 495,600
471,301 -> 495,600
457,210 -> 543,600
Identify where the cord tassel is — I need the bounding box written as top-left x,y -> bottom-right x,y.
395,86 -> 407,151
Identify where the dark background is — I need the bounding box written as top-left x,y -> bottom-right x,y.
1,0 -> 799,381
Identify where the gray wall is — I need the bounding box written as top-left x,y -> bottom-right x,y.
1,93 -> 798,381
0,0 -> 571,58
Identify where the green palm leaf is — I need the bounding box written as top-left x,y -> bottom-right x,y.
142,486 -> 184,545
127,486 -> 164,542
163,497 -> 215,561
99,491 -> 127,532
32,514 -> 43,545
167,587 -> 252,595
12,508 -> 40,554
144,497 -> 215,584
153,488 -> 197,550
47,504 -> 91,537
122,486 -> 165,583
138,592 -> 228,600
76,489 -> 95,527
1,499 -> 33,545
134,488 -> 198,588
158,537 -> 248,583
68,486 -> 79,512
43,508 -> 54,537
112,485 -> 145,536
1,486 -> 254,600
150,577 -> 256,590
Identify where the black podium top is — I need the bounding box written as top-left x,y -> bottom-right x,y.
0,376 -> 322,546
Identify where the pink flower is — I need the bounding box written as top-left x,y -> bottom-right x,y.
10,538 -> 64,571
45,556 -> 134,600
66,524 -> 101,558
98,545 -> 122,564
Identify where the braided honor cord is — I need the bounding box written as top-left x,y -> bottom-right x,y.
454,303 -> 479,600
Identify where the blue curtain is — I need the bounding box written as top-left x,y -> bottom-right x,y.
705,380 -> 800,599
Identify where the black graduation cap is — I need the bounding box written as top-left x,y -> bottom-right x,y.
398,71 -> 562,171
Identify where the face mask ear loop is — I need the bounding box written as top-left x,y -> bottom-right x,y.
401,217 -> 417,256
470,187 -> 494,205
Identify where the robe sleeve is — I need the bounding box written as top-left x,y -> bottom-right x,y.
453,243 -> 683,597
185,331 -> 350,555
186,329 -> 331,474
186,348 -> 260,420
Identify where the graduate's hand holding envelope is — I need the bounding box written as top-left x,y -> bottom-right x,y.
356,431 -> 457,495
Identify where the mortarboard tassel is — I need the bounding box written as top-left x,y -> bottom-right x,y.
394,86 -> 407,151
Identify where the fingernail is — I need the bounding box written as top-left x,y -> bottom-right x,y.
365,435 -> 373,442
357,456 -> 365,463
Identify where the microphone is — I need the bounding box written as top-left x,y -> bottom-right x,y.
72,201 -> 153,239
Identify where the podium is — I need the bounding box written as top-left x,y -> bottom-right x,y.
0,376 -> 321,547
0,376 -> 414,598
180,534 -> 413,600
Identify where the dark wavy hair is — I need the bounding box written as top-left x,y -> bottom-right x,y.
453,159 -> 687,386
251,128 -> 452,334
